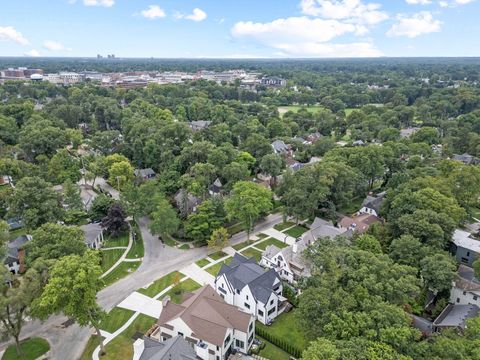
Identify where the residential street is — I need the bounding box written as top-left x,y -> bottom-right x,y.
8,213 -> 284,360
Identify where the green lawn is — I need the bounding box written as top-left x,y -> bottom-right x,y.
162,279 -> 201,304
256,311 -> 308,351
256,233 -> 269,239
179,244 -> 190,250
102,314 -> 156,360
195,258 -> 211,268
227,222 -> 244,236
255,237 -> 289,251
232,240 -> 256,251
138,271 -> 184,298
274,221 -> 295,231
163,235 -> 176,247
257,337 -> 291,360
126,227 -> 144,259
205,258 -> 232,276
104,233 -> 129,248
2,337 -> 50,360
285,225 -> 308,238
278,105 -> 324,116
209,251 -> 228,261
79,335 -> 103,360
100,307 -> 135,333
102,261 -> 140,287
101,249 -> 125,272
240,247 -> 263,262
337,196 -> 364,215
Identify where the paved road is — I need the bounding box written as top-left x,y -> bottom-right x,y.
9,213 -> 284,360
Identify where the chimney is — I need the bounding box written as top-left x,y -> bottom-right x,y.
162,295 -> 171,307
292,243 -> 298,254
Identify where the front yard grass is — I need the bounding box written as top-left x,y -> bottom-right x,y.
104,233 -> 129,248
138,271 -> 184,298
232,240 -> 256,251
179,244 -> 190,250
205,258 -> 232,276
101,249 -> 125,273
285,225 -> 308,238
195,258 -> 211,268
240,247 -> 262,262
79,335 -> 103,360
274,221 -> 295,231
2,337 -> 50,360
101,314 -> 156,360
256,310 -> 308,351
100,307 -> 135,333
255,238 -> 289,251
163,235 -> 176,247
127,226 -> 144,259
162,278 -> 201,304
209,251 -> 228,261
257,337 -> 290,360
102,261 -> 140,287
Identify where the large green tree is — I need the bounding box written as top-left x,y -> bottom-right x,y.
225,181 -> 272,240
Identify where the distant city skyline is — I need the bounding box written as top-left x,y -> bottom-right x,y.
1,0 -> 479,58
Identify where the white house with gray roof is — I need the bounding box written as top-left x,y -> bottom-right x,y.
133,335 -> 197,360
452,229 -> 480,266
271,140 -> 289,155
450,264 -> 480,308
358,191 -> 386,218
214,253 -> 285,325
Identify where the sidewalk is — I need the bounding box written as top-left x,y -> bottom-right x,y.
180,263 -> 215,287
262,228 -> 296,245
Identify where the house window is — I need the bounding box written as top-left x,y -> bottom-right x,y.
258,309 -> 264,316
235,339 -> 245,349
249,322 -> 253,332
220,294 -> 224,299
268,307 -> 276,315
457,298 -> 460,303
246,295 -> 249,300
178,332 -> 183,337
273,285 -> 280,292
236,289 -> 240,295
474,295 -> 478,301
244,302 -> 250,309
461,257 -> 469,263
224,334 -> 231,347
464,291 -> 467,295
270,299 -> 274,305
467,251 -> 470,256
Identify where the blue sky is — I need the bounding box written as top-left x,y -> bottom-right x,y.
0,0 -> 479,58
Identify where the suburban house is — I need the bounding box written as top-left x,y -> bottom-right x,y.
288,162 -> 306,172
174,189 -> 202,217
450,264 -> 480,307
133,335 -> 197,360
433,303 -> 479,333
271,140 -> 290,155
7,217 -> 24,231
339,213 -> 381,234
451,229 -> 480,266
81,223 -> 104,249
302,217 -> 350,244
189,120 -> 211,132
306,132 -> 322,144
453,153 -> 479,165
260,218 -> 348,284
261,239 -> 310,285
208,178 -> 223,196
151,285 -> 255,360
134,168 -> 156,181
358,191 -> 386,218
4,235 -> 32,275
215,253 -> 285,325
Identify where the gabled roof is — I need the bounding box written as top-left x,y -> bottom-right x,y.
361,191 -> 386,214
453,229 -> 480,253
140,336 -> 197,360
80,223 -> 103,246
217,253 -> 280,304
271,140 -> 289,153
339,213 -> 381,234
302,217 -> 348,243
189,120 -> 211,130
454,264 -> 480,292
135,168 -> 156,178
453,153 -> 476,165
158,285 -> 251,347
4,235 -> 31,264
433,304 -> 479,329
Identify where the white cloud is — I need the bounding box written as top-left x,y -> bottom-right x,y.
300,0 -> 388,25
83,0 -> 114,7
406,0 -> 431,4
176,8 -> 207,22
231,16 -> 382,57
43,40 -> 72,51
0,26 -> 29,46
140,5 -> 166,19
387,11 -> 441,38
24,49 -> 41,57
438,0 -> 475,6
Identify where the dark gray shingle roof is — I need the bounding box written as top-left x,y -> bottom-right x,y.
140,336 -> 197,360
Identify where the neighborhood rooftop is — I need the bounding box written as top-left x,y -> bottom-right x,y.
453,229 -> 480,253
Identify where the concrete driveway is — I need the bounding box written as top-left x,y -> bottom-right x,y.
117,292 -> 163,318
